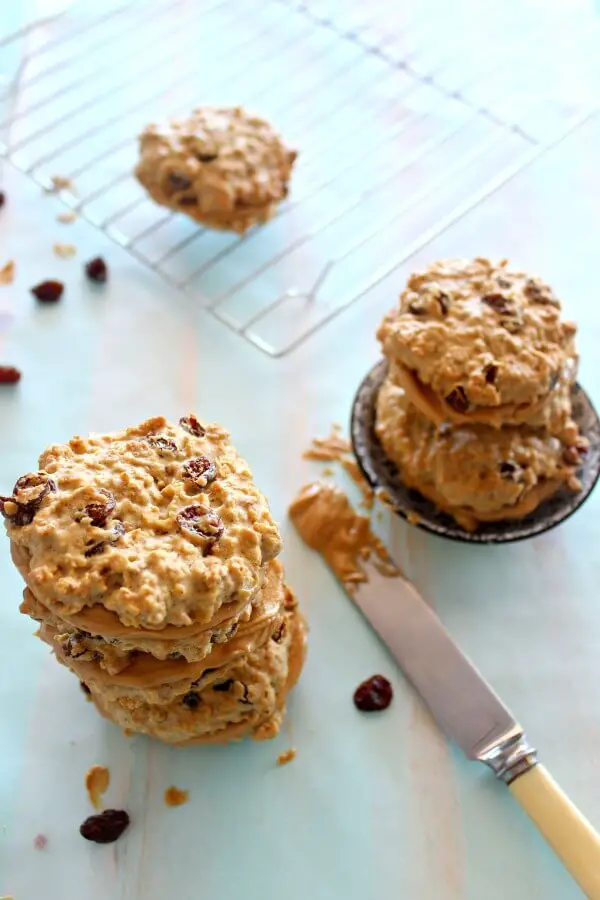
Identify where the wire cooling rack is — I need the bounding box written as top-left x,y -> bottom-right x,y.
0,0 -> 598,356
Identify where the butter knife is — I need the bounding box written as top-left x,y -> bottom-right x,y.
353,561 -> 600,899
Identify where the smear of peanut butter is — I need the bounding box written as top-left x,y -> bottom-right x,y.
289,482 -> 399,590
85,764 -> 110,809
164,786 -> 189,807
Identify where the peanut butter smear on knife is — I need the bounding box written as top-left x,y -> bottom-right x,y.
289,482 -> 399,589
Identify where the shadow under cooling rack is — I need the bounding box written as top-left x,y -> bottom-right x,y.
1,0 -> 598,356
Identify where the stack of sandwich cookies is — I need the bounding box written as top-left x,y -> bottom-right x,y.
3,415 -> 306,745
375,258 -> 589,531
135,106 -> 297,234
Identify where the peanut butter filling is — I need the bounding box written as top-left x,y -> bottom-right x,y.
397,364 -> 554,429
14,538 -> 270,640
40,563 -> 285,689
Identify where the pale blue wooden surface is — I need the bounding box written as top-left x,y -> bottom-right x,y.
1,8 -> 600,899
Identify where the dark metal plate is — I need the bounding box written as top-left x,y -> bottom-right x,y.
350,360 -> 600,544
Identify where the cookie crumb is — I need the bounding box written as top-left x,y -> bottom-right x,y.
85,765 -> 110,810
33,833 -> 48,850
276,747 -> 296,766
406,510 -> 421,525
57,210 -> 77,224
0,261 -> 15,285
303,428 -> 351,462
164,786 -> 189,807
45,175 -> 76,194
53,243 -> 77,259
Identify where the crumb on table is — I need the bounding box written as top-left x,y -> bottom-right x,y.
85,765 -> 110,810
164,786 -> 189,807
276,747 -> 296,766
0,261 -> 15,285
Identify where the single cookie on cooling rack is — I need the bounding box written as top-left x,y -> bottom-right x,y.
377,258 -> 578,429
135,106 -> 297,234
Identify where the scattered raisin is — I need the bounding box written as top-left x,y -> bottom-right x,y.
31,280 -> 64,303
499,461 -> 519,480
407,301 -> 426,315
353,675 -> 393,712
169,173 -> 192,190
182,456 -> 216,487
196,153 -> 218,163
82,490 -> 116,527
79,809 -> 130,844
177,505 -> 224,549
85,257 -> 108,284
483,363 -> 498,385
179,414 -> 205,437
84,521 -> 125,557
0,190 -> 5,208
146,436 -> 177,452
212,679 -> 233,692
445,386 -> 469,413
182,692 -> 200,710
0,365 -> 21,384
481,292 -> 511,315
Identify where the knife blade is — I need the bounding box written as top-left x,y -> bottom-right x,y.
351,561 -> 600,899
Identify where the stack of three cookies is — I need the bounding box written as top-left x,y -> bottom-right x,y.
375,258 -> 589,531
2,415 -> 306,745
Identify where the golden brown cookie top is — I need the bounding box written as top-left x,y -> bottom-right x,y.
136,106 -> 296,224
375,380 -> 586,515
377,258 -> 577,416
2,415 -> 281,629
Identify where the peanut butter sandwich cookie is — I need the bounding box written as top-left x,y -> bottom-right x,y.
377,258 -> 578,429
135,106 -> 297,234
375,379 -> 588,532
2,415 -> 306,744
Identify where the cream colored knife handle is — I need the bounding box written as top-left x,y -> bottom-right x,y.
509,765 -> 600,899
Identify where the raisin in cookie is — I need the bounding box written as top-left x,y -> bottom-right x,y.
377,258 -> 578,428
2,415 -> 282,629
135,106 -> 297,233
375,379 -> 587,531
